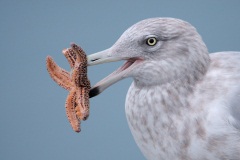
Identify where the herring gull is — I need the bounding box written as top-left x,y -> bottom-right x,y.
87,18 -> 240,160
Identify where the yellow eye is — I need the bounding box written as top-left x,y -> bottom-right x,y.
146,37 -> 157,46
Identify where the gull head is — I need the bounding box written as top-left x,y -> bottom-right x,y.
87,18 -> 210,97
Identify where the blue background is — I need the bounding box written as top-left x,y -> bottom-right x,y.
1,1 -> 240,159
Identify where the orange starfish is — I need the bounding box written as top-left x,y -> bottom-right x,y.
46,43 -> 90,132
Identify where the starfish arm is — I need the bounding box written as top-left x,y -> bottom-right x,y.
71,44 -> 90,87
71,43 -> 87,66
46,56 -> 73,90
70,43 -> 91,120
65,89 -> 81,132
75,87 -> 90,120
72,62 -> 90,87
62,49 -> 76,69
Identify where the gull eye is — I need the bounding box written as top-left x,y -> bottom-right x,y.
146,37 -> 157,46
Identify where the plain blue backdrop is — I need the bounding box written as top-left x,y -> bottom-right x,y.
1,1 -> 240,160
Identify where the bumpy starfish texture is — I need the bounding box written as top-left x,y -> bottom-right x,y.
46,43 -> 90,132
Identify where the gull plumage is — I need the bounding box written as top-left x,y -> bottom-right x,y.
88,18 -> 240,160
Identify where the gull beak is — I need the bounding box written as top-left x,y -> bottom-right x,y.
87,48 -> 143,98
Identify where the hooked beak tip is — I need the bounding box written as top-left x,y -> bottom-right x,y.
89,87 -> 100,98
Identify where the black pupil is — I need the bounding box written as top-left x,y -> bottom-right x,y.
149,38 -> 155,44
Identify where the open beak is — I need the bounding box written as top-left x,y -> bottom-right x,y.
87,48 -> 143,98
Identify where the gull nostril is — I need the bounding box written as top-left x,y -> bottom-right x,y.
91,58 -> 100,62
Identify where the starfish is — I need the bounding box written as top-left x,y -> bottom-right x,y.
46,43 -> 90,132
